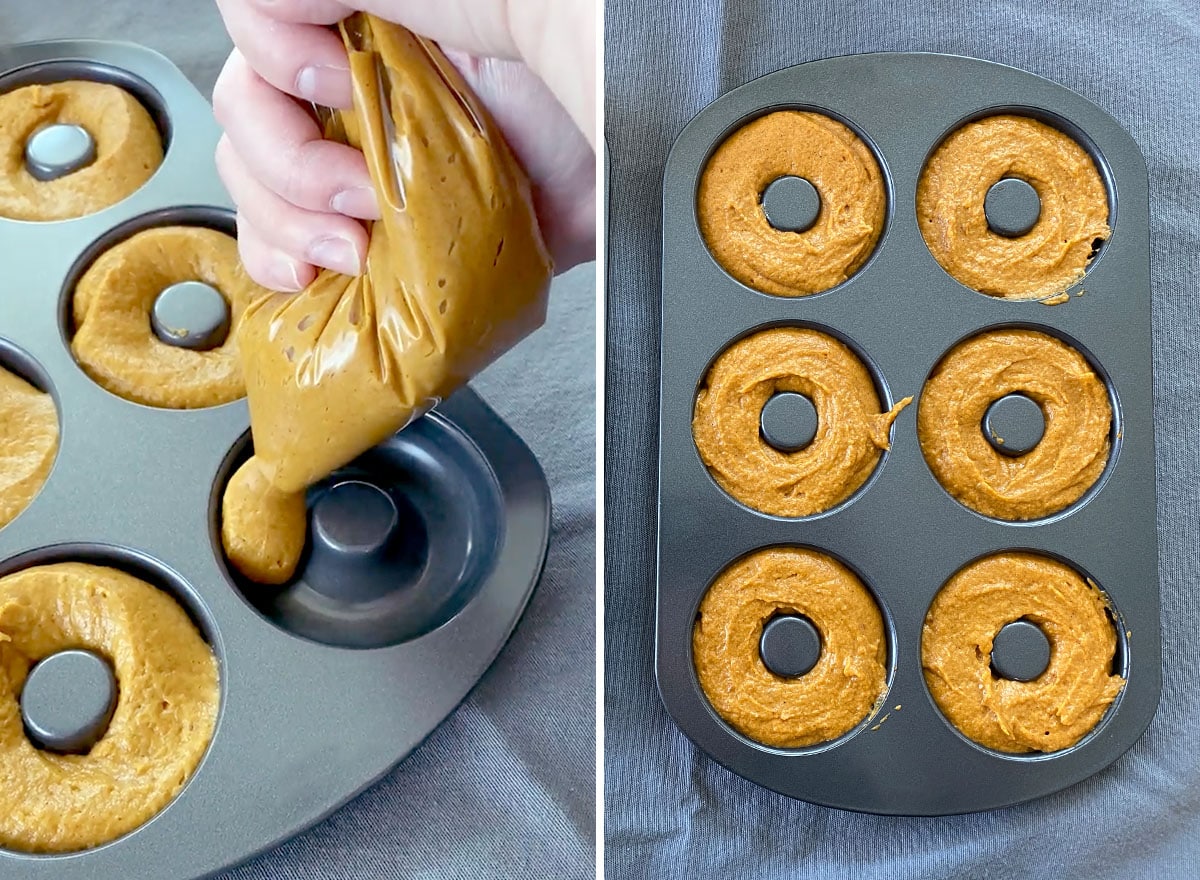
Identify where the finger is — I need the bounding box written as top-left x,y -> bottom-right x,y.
235,216 -> 316,292
215,1 -> 352,107
342,0 -> 520,60
444,52 -> 595,269
214,57 -> 379,219
242,0 -> 354,25
340,1 -> 592,146
243,0 -> 514,56
217,138 -> 369,277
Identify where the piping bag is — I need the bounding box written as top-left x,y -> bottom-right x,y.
221,14 -> 553,584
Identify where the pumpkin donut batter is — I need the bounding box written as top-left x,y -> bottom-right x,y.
918,328 -> 1112,521
221,456 -> 307,586
221,16 -> 552,586
697,110 -> 886,296
922,552 -> 1125,753
71,225 -> 268,409
0,80 -> 162,221
693,327 -> 910,518
0,562 -> 219,852
694,547 -> 888,749
0,362 -> 58,530
917,114 -> 1110,300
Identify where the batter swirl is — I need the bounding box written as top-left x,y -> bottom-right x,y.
0,81 -> 162,221
922,552 -> 1125,753
71,225 -> 267,409
0,562 -> 219,852
917,114 -> 1109,300
697,110 -> 886,296
694,547 -> 888,749
918,328 -> 1112,521
693,327 -> 909,518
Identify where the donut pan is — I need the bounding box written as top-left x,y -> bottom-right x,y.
656,53 -> 1160,815
0,40 -> 550,875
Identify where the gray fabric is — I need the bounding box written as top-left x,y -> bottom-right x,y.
605,1 -> 1199,878
1,3 -> 595,878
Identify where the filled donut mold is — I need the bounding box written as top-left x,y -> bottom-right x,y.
657,53 -> 1158,815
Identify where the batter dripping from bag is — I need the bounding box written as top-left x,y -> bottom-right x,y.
220,15 -> 553,584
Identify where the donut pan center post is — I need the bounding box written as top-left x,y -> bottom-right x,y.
151,281 -> 231,351
983,393 -> 1045,456
306,478 -> 416,604
24,123 -> 96,182
760,392 -> 819,452
984,177 -> 1041,238
761,176 -> 821,233
759,615 -> 822,678
20,649 -> 118,754
990,620 -> 1052,682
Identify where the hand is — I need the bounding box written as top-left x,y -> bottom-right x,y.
212,0 -> 596,291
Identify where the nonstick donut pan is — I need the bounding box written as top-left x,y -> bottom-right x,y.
656,53 -> 1160,815
0,39 -> 550,875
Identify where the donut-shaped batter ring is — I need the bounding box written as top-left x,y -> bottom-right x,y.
0,81 -> 162,221
693,547 -> 888,749
0,365 -> 58,530
0,562 -> 219,852
917,114 -> 1110,300
693,327 -> 909,518
922,552 -> 1125,753
918,328 -> 1112,521
697,110 -> 887,296
71,226 -> 267,409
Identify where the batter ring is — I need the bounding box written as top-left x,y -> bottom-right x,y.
918,328 -> 1112,521
922,552 -> 1125,753
0,562 -> 219,852
697,110 -> 887,296
70,225 -> 268,409
0,80 -> 163,221
917,114 -> 1110,300
0,363 -> 58,530
693,327 -> 910,518
693,547 -> 888,749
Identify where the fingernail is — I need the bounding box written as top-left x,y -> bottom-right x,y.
295,64 -> 349,102
331,186 -> 380,219
306,235 -> 362,276
270,255 -> 305,292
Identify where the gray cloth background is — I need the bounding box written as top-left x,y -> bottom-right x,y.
605,1 -> 1199,878
0,3 -> 596,878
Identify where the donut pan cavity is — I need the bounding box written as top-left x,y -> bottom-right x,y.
656,53 -> 1159,815
0,40 -> 550,875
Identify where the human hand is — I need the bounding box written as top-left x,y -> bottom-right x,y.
212,0 -> 596,292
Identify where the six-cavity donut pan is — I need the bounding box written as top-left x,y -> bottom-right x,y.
0,39 -> 550,876
655,53 -> 1160,815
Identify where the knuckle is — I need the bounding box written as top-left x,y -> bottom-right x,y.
211,54 -> 246,126
278,142 -> 327,210
213,140 -> 235,187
